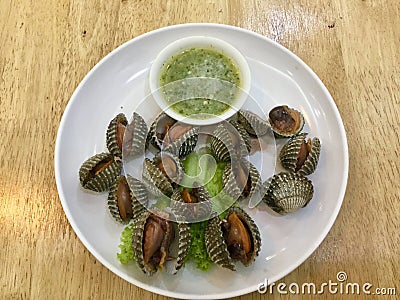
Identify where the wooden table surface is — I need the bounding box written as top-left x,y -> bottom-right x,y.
1,0 -> 399,299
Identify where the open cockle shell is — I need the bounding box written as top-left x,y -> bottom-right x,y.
170,184 -> 212,222
222,160 -> 262,202
122,112 -> 148,158
132,211 -> 167,276
142,158 -> 174,197
126,175 -> 149,211
107,175 -> 147,224
237,109 -> 270,137
132,211 -> 149,274
268,105 -> 305,138
153,151 -> 184,185
163,124 -> 199,158
229,120 -> 251,153
205,206 -> 261,270
106,113 -> 128,158
210,122 -> 248,162
279,133 -> 321,175
107,175 -> 133,224
205,216 -> 236,271
146,112 -> 177,151
79,152 -> 122,192
226,206 -> 261,266
132,210 -> 191,276
210,123 -> 231,162
168,213 -> 191,274
262,172 -> 314,214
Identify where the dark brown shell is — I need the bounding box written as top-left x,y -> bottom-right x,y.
132,211 -> 172,275
126,175 -> 149,210
168,215 -> 191,274
107,175 -> 133,223
79,152 -> 121,192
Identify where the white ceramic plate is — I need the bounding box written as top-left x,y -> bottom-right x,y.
55,23 -> 348,299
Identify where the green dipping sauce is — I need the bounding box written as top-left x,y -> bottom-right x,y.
159,47 -> 241,118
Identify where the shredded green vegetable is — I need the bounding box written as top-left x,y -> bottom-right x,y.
204,161 -> 226,197
117,222 -> 135,264
188,221 -> 212,271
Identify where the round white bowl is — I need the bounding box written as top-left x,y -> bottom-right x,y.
148,36 -> 251,125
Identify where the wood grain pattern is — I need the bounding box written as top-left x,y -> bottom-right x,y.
1,0 -> 399,299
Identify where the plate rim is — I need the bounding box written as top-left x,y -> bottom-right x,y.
54,22 -> 349,299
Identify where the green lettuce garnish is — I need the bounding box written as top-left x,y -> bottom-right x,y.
188,221 -> 212,271
117,222 -> 135,264
182,148 -> 234,215
204,160 -> 226,197
181,147 -> 214,188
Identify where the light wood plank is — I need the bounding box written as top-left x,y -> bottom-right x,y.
0,1 -> 398,299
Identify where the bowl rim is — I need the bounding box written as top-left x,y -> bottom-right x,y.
148,35 -> 252,125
